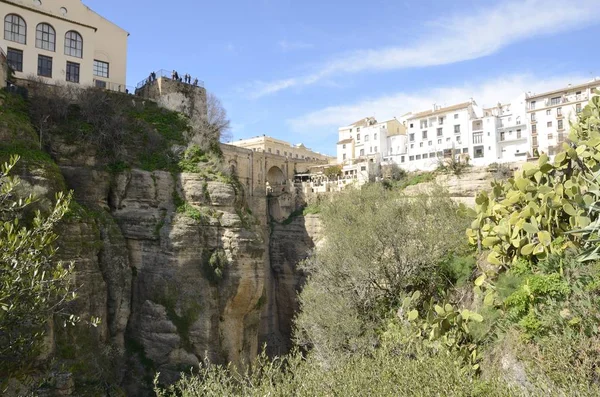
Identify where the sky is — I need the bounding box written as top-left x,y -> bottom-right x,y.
86,0 -> 599,156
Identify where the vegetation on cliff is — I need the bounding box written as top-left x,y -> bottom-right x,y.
0,156 -> 76,384
157,97 -> 600,396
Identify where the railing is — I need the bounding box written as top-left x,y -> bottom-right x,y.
93,79 -> 135,94
135,69 -> 204,90
544,97 -> 567,106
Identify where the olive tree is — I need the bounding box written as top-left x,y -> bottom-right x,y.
0,156 -> 74,382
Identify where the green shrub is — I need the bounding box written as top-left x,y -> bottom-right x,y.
0,156 -> 78,383
294,184 -> 469,359
154,345 -> 512,397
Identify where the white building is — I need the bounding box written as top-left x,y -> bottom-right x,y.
336,117 -> 405,165
460,94 -> 531,168
333,79 -> 600,173
526,79 -> 600,156
403,101 -> 480,171
337,117 -> 404,163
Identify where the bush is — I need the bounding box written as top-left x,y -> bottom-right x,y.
0,156 -> 76,383
154,345 -> 512,397
294,184 -> 469,360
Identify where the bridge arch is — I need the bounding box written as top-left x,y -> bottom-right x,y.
267,165 -> 286,185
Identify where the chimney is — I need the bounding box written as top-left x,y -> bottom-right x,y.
432,103 -> 437,111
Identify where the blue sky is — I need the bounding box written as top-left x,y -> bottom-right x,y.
86,0 -> 598,155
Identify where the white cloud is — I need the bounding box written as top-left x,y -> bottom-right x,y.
278,40 -> 313,52
252,0 -> 597,97
287,73 -> 592,133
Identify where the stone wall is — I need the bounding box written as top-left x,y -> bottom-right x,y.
135,77 -> 207,128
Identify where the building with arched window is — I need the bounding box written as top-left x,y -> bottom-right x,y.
0,0 -> 128,91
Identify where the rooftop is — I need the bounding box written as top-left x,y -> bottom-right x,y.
407,101 -> 473,120
526,78 -> 600,100
337,138 -> 353,145
233,135 -> 331,156
349,117 -> 377,128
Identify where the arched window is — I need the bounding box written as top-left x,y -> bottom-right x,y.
4,14 -> 26,44
64,30 -> 82,58
516,116 -> 521,125
36,23 -> 55,51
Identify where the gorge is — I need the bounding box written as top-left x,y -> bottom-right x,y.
0,86 -> 323,395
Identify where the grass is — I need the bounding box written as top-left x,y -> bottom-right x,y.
280,204 -> 322,225
398,171 -> 436,188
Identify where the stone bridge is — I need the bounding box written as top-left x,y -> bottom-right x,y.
220,143 -> 327,197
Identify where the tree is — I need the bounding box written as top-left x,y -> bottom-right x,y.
0,155 -> 75,383
323,165 -> 342,180
190,92 -> 231,150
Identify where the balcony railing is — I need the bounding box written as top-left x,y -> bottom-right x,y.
545,97 -> 567,106
93,79 -> 135,94
136,69 -> 204,90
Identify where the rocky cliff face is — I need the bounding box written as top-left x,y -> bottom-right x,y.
59,166 -> 268,394
260,212 -> 323,356
403,165 -> 519,206
1,90 -> 320,395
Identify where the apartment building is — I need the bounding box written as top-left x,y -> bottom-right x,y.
402,101 -> 480,171
231,135 -> 332,162
526,79 -> 599,156
1,0 -> 128,91
462,94 -> 531,167
336,117 -> 405,164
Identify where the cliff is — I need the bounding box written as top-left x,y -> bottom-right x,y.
0,89 -> 318,395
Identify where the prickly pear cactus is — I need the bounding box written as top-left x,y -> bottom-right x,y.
463,96 -> 600,268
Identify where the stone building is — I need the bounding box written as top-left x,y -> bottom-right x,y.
231,135 -> 332,162
0,0 -> 128,91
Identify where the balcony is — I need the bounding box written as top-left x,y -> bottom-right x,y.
544,97 -> 567,106
498,123 -> 527,133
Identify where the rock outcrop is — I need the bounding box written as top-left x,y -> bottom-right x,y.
261,208 -> 324,356
1,90 -> 320,396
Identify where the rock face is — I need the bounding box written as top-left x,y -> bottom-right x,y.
2,91 -> 321,396
402,165 -> 520,206
260,209 -> 324,356
16,158 -> 274,394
